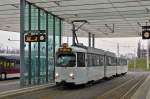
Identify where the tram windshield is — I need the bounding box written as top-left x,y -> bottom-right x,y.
56,54 -> 76,67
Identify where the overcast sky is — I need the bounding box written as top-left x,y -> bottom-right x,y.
63,37 -> 147,56
0,30 -> 147,56
0,30 -> 20,50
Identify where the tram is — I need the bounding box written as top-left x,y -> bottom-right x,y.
55,43 -> 128,85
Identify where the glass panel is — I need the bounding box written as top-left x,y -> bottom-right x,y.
24,3 -> 29,31
55,17 -> 60,52
48,14 -> 54,81
30,5 -> 38,84
40,10 -> 46,84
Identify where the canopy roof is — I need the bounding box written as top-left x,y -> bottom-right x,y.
0,0 -> 150,37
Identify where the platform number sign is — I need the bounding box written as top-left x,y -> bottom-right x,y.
142,30 -> 150,39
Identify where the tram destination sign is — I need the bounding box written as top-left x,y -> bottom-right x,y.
25,34 -> 46,42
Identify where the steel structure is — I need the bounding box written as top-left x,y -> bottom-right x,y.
0,0 -> 150,37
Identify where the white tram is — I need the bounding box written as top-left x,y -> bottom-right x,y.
55,43 -> 128,85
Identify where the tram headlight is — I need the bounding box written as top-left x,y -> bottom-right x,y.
69,73 -> 74,79
55,73 -> 59,79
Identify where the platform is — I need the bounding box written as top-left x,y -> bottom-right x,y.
0,79 -> 55,98
0,72 -> 147,99
0,79 -> 20,93
131,72 -> 150,99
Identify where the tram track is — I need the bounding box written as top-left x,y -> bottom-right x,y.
96,73 -> 148,99
120,74 -> 147,99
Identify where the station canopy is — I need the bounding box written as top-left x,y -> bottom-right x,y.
0,0 -> 150,37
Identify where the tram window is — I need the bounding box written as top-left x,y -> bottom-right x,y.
122,59 -> 127,65
7,62 -> 9,68
94,54 -> 100,66
111,57 -> 116,66
106,56 -> 110,66
106,56 -> 116,66
77,52 -> 85,67
117,59 -> 119,65
16,60 -> 20,64
99,55 -> 104,66
87,54 -> 92,66
92,54 -> 96,66
96,55 -> 100,66
119,59 -> 123,66
56,54 -> 76,67
10,62 -> 15,67
4,61 -> 7,68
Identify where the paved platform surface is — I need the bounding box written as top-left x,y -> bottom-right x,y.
1,72 -> 148,99
0,79 -> 20,93
131,72 -> 150,99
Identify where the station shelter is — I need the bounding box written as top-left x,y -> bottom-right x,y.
20,0 -> 63,86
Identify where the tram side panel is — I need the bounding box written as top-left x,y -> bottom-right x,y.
116,58 -> 128,75
87,53 -> 105,81
122,61 -> 128,74
116,66 -> 122,75
104,56 -> 117,78
75,52 -> 89,84
87,66 -> 104,81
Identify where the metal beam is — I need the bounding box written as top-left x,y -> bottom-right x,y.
67,16 -> 150,22
105,24 -> 114,33
44,0 -> 150,9
20,0 -> 25,86
55,9 -> 148,16
92,34 -> 95,48
46,13 -> 48,82
50,5 -> 147,13
28,2 -> 32,85
88,32 -> 91,47
37,8 -> 41,84
60,13 -> 149,19
53,16 -> 56,80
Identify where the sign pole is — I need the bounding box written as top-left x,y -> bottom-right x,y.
147,40 -> 149,70
134,48 -> 136,71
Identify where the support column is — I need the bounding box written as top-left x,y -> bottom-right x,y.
53,16 -> 56,80
147,40 -> 149,70
46,13 -> 48,82
92,34 -> 95,48
72,24 -> 76,45
37,8 -> 41,84
20,0 -> 25,86
28,2 -> 32,85
59,19 -> 62,47
88,32 -> 91,47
